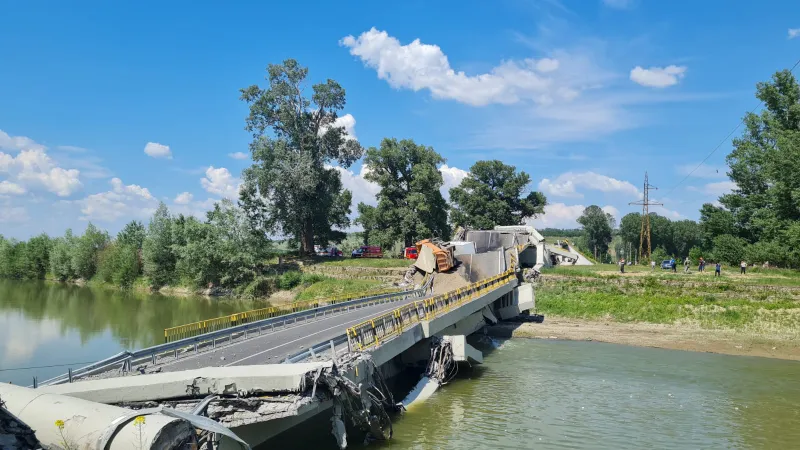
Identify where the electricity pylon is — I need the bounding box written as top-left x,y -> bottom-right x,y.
629,172 -> 662,263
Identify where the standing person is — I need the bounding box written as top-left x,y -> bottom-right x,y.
715,262 -> 721,277
670,258 -> 677,273
699,257 -> 705,272
651,260 -> 656,271
740,260 -> 747,275
619,258 -> 625,273
684,257 -> 691,273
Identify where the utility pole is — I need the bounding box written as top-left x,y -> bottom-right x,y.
629,172 -> 663,264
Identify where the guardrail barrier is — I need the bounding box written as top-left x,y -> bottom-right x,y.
346,267 -> 516,351
164,288 -> 404,342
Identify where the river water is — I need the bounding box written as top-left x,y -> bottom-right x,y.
3,280 -> 799,448
0,279 -> 266,385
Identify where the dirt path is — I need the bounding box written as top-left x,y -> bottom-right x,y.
487,317 -> 800,361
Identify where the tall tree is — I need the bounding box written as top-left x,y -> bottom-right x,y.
117,220 -> 146,249
449,160 -> 546,230
239,59 -> 363,253
143,202 -> 176,287
71,224 -> 109,279
356,138 -> 450,248
577,205 -> 615,258
50,230 -> 75,281
714,70 -> 800,243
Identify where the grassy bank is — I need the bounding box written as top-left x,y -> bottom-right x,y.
535,265 -> 800,342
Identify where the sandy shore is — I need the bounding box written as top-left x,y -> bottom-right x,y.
487,317 -> 800,361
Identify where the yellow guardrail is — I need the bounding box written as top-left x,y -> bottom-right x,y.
164,288 -> 401,342
346,268 -> 516,351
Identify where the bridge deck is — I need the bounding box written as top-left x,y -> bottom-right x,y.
147,295 -> 424,373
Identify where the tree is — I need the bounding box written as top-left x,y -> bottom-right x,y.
71,224 -> 109,280
356,138 -> 450,249
713,70 -> 800,243
712,234 -> 748,265
117,221 -> 146,249
50,230 -> 75,281
143,203 -> 176,287
577,205 -> 615,258
239,59 -> 363,254
449,160 -> 546,230
699,203 -> 736,245
619,212 -> 642,252
671,220 -> 702,258
354,203 -> 377,245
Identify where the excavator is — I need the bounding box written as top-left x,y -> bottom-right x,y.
414,239 -> 455,273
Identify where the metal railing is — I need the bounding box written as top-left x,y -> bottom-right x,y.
164,288 -> 403,342
346,268 -> 516,352
37,277 -> 434,387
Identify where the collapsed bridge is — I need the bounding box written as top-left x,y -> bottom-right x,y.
0,226 -> 569,449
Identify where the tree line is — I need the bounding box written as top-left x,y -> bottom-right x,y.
0,59 -> 548,290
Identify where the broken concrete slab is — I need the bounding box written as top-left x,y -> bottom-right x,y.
39,362 -> 331,403
442,335 -> 483,364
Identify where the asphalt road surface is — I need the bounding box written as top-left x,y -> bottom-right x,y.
153,295 -> 422,372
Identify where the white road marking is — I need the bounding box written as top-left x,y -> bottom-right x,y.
224,302 -> 409,366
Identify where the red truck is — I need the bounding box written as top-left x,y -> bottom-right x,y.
403,246 -> 418,259
351,245 -> 383,258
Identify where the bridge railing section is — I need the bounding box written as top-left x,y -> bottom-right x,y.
346,268 -> 516,352
163,287 -> 405,342
38,276 -> 434,387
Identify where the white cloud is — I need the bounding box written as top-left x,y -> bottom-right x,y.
630,65 -> 687,88
56,145 -> 88,153
78,178 -> 157,222
144,142 -> 172,159
603,0 -> 633,9
170,197 -> 217,219
789,28 -> 800,39
439,164 -> 469,200
0,206 -> 29,223
319,113 -> 358,140
692,180 -> 737,196
0,149 -> 82,197
0,130 -> 46,152
174,192 -> 193,204
529,202 -> 619,229
341,28 -> 575,107
330,164 -> 380,207
228,152 -> 249,160
0,180 -> 26,195
200,166 -> 241,199
538,171 -> 640,199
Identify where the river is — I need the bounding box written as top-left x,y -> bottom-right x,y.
3,280 -> 800,448
272,338 -> 800,449
0,279 -> 267,386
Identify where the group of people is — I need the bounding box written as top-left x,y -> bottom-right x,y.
646,256 -> 742,277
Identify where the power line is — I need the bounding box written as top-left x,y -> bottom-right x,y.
663,57 -> 800,197
630,172 -> 662,262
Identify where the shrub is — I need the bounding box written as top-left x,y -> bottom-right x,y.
239,276 -> 277,299
278,271 -> 303,290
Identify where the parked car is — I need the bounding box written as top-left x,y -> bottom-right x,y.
315,245 -> 342,257
660,260 -> 672,269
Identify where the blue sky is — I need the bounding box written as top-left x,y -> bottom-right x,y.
1,0 -> 799,239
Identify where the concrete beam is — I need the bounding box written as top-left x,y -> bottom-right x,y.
40,362 -> 331,403
442,335 -> 483,364
0,383 -> 195,449
423,283 -> 515,337
497,283 -> 535,320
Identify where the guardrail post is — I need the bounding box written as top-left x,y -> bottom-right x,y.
330,339 -> 336,356
32,376 -> 37,389
194,342 -> 198,354
309,346 -> 315,358
68,368 -> 73,383
151,352 -> 156,365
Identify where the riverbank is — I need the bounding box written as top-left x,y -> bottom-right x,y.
517,264 -> 800,361
488,317 -> 800,361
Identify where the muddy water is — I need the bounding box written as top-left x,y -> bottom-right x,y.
281,338 -> 800,449
0,279 -> 266,385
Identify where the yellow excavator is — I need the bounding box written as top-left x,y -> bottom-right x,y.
414,239 -> 455,273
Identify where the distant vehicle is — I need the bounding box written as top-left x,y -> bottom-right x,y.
660,260 -> 672,270
351,245 -> 383,258
403,246 -> 418,260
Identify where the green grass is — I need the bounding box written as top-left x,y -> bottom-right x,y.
310,258 -> 412,268
294,278 -> 392,301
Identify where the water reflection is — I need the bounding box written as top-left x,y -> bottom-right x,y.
0,279 -> 267,385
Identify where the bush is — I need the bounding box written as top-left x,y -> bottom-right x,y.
301,273 -> 326,284
278,271 -> 303,290
712,234 -> 748,265
239,276 -> 277,299
96,244 -> 141,288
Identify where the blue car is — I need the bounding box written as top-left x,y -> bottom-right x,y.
660,260 -> 673,270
